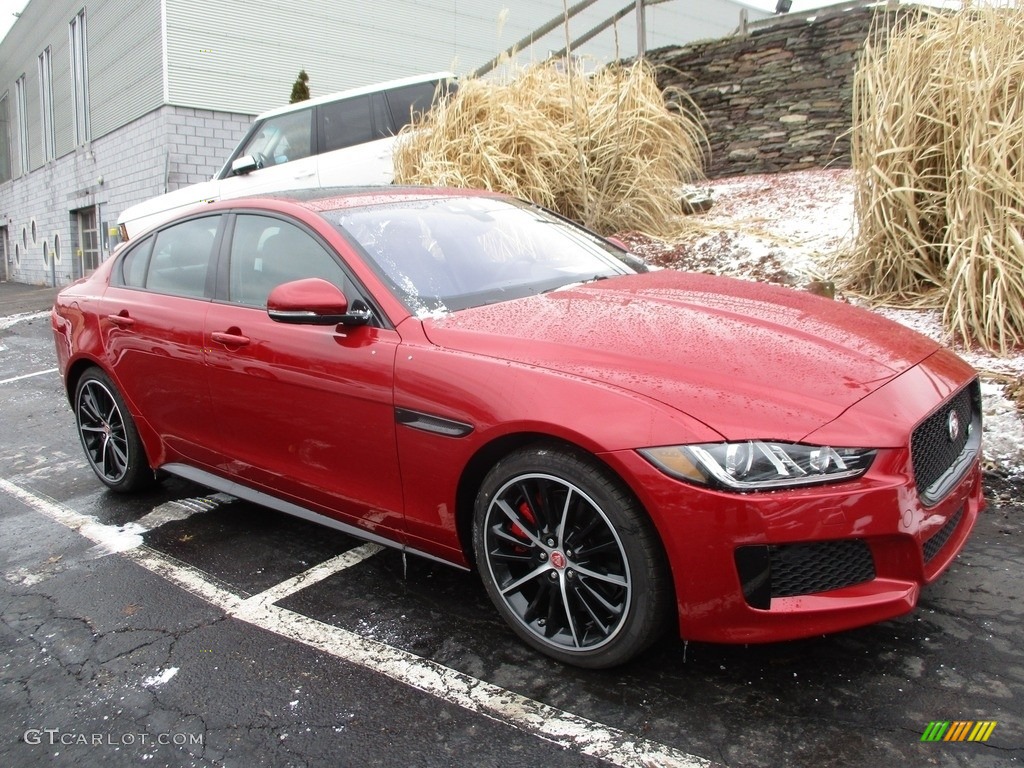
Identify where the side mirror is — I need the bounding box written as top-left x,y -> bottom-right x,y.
230,152 -> 264,176
267,278 -> 372,327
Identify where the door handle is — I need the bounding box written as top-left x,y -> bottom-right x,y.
211,331 -> 251,347
107,313 -> 135,328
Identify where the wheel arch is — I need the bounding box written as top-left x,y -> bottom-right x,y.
64,356 -> 105,406
64,357 -> 164,472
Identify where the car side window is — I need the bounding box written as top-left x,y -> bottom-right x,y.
239,109 -> 313,168
119,237 -> 155,288
228,215 -> 350,308
145,217 -> 219,298
319,94 -> 389,153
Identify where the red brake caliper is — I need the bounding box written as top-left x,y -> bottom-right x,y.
510,500 -> 536,544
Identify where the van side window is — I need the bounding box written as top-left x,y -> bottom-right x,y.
320,95 -> 389,153
239,109 -> 313,168
385,81 -> 442,129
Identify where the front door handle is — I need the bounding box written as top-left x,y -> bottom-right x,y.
211,330 -> 251,347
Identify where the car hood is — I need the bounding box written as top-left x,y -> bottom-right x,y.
421,270 -> 940,442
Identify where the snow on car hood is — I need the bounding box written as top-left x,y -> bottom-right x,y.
421,270 -> 940,442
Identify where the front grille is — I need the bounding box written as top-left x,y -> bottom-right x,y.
769,540 -> 876,597
923,505 -> 964,564
736,539 -> 876,608
911,380 -> 979,500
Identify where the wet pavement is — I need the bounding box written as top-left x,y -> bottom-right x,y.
0,284 -> 1021,767
0,282 -> 61,317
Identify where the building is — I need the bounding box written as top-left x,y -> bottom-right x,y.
0,0 -> 769,286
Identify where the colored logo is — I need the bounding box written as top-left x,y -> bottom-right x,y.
921,721 -> 997,742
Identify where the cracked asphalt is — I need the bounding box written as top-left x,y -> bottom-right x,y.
1,282 -> 1022,767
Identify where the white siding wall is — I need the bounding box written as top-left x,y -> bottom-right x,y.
87,0 -> 165,138
164,0 -> 768,115
0,0 -> 165,173
0,0 -> 769,287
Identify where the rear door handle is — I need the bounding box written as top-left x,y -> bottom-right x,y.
107,313 -> 135,328
211,331 -> 251,347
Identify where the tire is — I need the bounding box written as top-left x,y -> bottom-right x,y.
74,368 -> 155,493
472,443 -> 671,668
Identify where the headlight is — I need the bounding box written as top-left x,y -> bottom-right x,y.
639,441 -> 876,492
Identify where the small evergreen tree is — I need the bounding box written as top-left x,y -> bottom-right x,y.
289,70 -> 310,103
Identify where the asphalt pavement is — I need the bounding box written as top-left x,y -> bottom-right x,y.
0,281 -> 61,316
1,279 -> 1021,767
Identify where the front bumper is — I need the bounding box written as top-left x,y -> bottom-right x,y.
600,354 -> 985,645
604,446 -> 983,644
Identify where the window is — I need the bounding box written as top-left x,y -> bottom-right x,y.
69,10 -> 90,145
38,48 -> 55,162
14,76 -> 28,174
0,95 -> 11,183
228,215 -> 348,307
319,95 -> 383,153
145,217 -> 219,298
238,109 -> 312,168
73,205 -> 100,277
385,82 -> 443,131
119,237 -> 154,288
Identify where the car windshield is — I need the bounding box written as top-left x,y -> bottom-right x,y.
328,197 -> 635,316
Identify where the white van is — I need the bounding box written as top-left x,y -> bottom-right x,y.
117,72 -> 455,240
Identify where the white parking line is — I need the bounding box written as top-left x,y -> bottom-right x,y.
0,310 -> 51,331
0,478 -> 713,768
0,367 -> 59,386
237,543 -> 384,610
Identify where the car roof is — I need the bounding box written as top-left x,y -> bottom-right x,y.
205,185 -> 507,214
254,71 -> 456,121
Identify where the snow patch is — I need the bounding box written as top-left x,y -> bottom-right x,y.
0,311 -> 51,331
142,667 -> 179,687
627,169 -> 1024,475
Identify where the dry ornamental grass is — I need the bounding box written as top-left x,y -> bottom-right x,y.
393,60 -> 707,238
845,3 -> 1024,354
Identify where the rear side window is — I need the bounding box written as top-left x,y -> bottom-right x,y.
385,81 -> 443,129
319,94 -> 391,152
119,237 -> 154,288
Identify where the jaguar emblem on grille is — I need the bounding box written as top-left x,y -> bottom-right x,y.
947,410 -> 961,442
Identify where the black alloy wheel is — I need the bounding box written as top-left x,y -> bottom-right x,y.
74,368 -> 154,493
473,444 -> 670,668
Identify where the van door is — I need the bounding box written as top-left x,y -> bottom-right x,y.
316,93 -> 396,186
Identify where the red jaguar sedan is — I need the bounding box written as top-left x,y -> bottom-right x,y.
51,187 -> 984,668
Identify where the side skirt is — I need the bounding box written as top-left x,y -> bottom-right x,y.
161,463 -> 469,571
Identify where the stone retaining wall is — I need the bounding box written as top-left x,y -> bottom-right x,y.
645,4 -> 906,178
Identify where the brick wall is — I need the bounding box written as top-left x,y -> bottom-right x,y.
1,106 -> 251,286
645,4 -> 903,178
